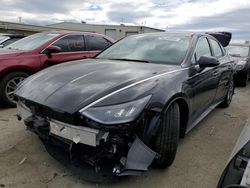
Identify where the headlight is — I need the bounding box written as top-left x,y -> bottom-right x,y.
236,61 -> 246,71
80,95 -> 151,124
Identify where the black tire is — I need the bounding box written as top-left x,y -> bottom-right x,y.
219,78 -> 234,108
238,70 -> 249,87
0,71 -> 29,107
153,102 -> 180,168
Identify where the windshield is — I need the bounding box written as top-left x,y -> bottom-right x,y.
226,45 -> 250,57
97,35 -> 190,65
4,33 -> 60,51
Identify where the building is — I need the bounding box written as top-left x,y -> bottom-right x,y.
0,20 -> 165,39
47,22 -> 165,40
0,21 -> 54,36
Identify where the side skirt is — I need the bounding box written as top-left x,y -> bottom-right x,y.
185,101 -> 222,134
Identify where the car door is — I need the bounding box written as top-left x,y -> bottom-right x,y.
208,38 -> 234,102
187,37 -> 219,122
40,35 -> 90,67
85,35 -> 113,57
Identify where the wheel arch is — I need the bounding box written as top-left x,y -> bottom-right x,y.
163,94 -> 190,138
0,66 -> 34,79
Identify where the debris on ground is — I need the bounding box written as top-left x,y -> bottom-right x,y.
17,157 -> 27,166
209,127 -> 216,136
224,112 -> 238,119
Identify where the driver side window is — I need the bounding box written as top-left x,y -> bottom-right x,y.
193,37 -> 212,64
53,35 -> 85,52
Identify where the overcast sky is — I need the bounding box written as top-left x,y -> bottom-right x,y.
1,0 -> 250,39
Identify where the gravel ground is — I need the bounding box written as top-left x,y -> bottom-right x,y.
0,85 -> 250,188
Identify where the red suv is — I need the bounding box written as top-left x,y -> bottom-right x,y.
0,31 -> 114,106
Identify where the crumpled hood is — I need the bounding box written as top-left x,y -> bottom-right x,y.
15,59 -> 179,114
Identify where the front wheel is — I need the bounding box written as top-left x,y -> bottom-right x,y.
0,71 -> 29,107
153,103 -> 180,168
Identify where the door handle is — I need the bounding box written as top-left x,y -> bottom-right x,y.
82,56 -> 87,58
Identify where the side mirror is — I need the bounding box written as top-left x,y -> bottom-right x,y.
46,45 -> 62,54
198,56 -> 220,68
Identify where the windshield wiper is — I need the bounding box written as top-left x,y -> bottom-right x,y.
109,58 -> 149,63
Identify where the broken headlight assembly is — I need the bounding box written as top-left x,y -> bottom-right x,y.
80,95 -> 151,124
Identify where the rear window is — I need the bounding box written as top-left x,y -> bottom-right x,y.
85,35 -> 112,51
209,39 -> 223,58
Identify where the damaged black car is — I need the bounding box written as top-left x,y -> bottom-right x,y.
15,32 -> 235,176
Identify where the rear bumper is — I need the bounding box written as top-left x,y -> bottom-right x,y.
17,101 -> 156,176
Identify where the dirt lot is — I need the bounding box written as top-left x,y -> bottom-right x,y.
0,85 -> 250,188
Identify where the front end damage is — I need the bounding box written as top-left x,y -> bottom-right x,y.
16,99 -> 159,176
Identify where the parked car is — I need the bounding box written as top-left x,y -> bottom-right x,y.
0,31 -> 114,106
0,34 -> 24,48
15,32 -> 234,176
217,119 -> 250,188
226,43 -> 250,86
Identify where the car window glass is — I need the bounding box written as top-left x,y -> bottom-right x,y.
4,33 -> 59,51
53,35 -> 85,52
195,37 -> 211,63
85,35 -> 111,51
2,38 -> 20,47
97,35 -> 190,65
209,39 -> 223,58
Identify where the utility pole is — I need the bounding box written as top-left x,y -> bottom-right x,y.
18,17 -> 22,23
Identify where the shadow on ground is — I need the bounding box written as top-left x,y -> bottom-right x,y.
41,139 -> 130,184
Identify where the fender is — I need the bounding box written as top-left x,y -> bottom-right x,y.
143,93 -> 190,142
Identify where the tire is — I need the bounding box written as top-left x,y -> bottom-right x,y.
219,78 -> 234,108
0,71 -> 29,107
238,70 -> 249,87
153,102 -> 180,168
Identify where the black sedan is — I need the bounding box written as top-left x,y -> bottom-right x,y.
15,32 -> 234,176
226,43 -> 250,86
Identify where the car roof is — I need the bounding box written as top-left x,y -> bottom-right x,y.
42,30 -> 106,36
130,31 -> 196,38
127,31 -> 223,38
40,30 -> 115,42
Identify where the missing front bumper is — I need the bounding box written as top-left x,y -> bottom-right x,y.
115,136 -> 156,176
17,102 -> 157,176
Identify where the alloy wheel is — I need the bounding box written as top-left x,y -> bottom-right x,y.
5,77 -> 25,103
227,80 -> 234,104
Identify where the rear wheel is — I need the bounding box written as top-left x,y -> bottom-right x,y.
219,78 -> 234,108
238,70 -> 249,87
0,71 -> 29,107
153,103 -> 180,168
